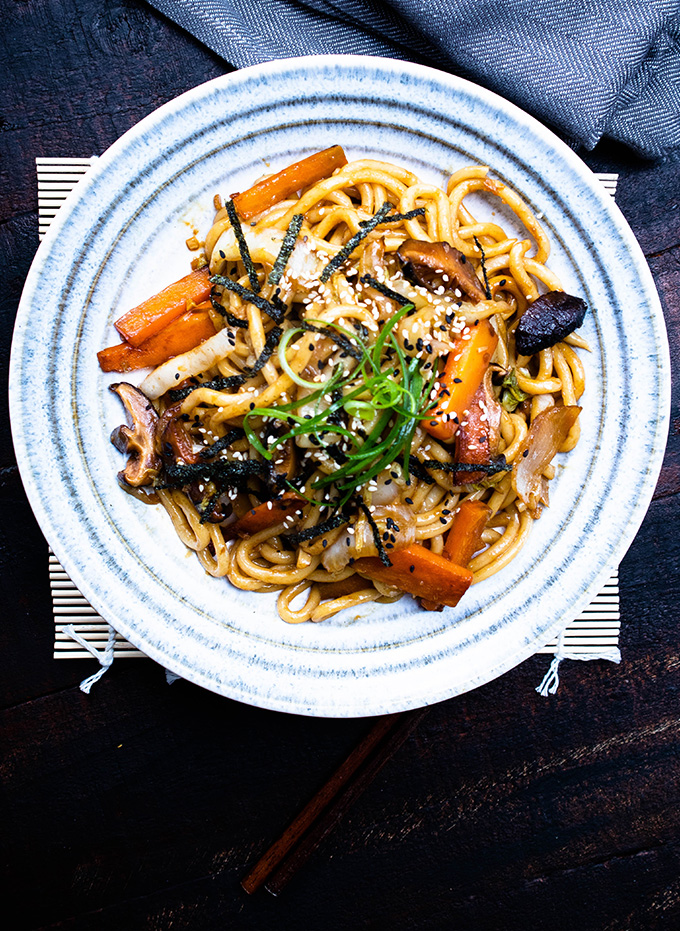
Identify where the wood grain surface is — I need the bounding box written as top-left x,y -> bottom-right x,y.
1,2 -> 679,929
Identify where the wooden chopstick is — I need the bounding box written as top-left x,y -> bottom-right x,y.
241,706 -> 429,895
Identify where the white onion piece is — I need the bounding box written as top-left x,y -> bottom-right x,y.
210,228 -> 322,295
370,470 -> 400,506
209,228 -> 284,272
140,328 -> 235,400
321,505 -> 415,573
512,405 -> 581,513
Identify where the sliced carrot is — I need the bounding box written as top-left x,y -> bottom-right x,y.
231,145 -> 348,220
225,492 -> 307,539
452,382 -> 498,484
442,500 -> 491,566
114,267 -> 212,347
425,318 -> 498,443
98,308 -> 216,372
354,543 -> 472,608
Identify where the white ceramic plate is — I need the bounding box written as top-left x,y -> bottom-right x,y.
10,56 -> 670,716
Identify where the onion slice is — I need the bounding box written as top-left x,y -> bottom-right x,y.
512,405 -> 581,514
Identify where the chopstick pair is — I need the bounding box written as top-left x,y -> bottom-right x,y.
241,706 -> 429,895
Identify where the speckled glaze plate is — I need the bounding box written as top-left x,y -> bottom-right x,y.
10,57 -> 670,716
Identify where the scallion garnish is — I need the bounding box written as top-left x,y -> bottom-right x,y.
240,311 -> 439,504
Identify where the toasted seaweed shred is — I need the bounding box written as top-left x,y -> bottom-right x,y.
408,458 -> 435,484
359,274 -> 410,306
199,427 -> 245,460
283,510 -> 349,546
168,373 -> 246,402
271,289 -> 288,315
198,490 -> 222,524
210,292 -> 250,329
300,321 -> 364,362
226,199 -> 260,293
376,207 -> 426,223
159,458 -> 266,488
245,325 -> 283,376
319,202 -> 394,282
323,442 -> 349,465
210,275 -> 284,323
420,456 -> 510,475
268,213 -> 304,285
473,236 -> 492,299
358,499 -> 392,567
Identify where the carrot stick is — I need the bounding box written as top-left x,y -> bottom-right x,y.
442,500 -> 491,566
231,146 -> 348,220
425,319 -> 498,443
354,544 -> 472,608
225,492 -> 307,539
452,383 -> 496,483
98,308 -> 216,372
114,267 -> 212,347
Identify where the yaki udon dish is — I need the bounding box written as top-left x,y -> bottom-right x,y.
99,145 -> 588,624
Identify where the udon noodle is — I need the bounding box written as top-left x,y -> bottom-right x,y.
105,147 -> 587,623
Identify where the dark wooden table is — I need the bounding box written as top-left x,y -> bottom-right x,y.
2,3 -> 679,929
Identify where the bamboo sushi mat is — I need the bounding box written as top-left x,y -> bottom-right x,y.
38,157 -> 621,662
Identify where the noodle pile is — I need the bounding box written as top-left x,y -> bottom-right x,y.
111,153 -> 587,623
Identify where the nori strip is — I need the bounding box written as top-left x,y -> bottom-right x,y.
323,442 -> 349,465
167,326 -> 282,402
159,458 -> 267,488
420,456 -> 510,474
244,325 -> 283,376
408,458 -> 435,484
268,213 -> 304,285
358,500 -> 392,567
198,490 -> 222,524
210,275 -> 284,323
300,321 -> 364,362
319,202 -> 394,282
375,207 -> 426,223
210,292 -> 249,328
359,274 -> 410,306
473,236 -> 492,300
168,373 -> 246,402
271,289 -> 288,314
283,510 -> 349,546
226,199 -> 260,293
199,427 -> 246,459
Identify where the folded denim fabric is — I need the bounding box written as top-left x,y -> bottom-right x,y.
147,0 -> 680,158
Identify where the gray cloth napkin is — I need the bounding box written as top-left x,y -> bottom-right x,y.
147,0 -> 680,158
